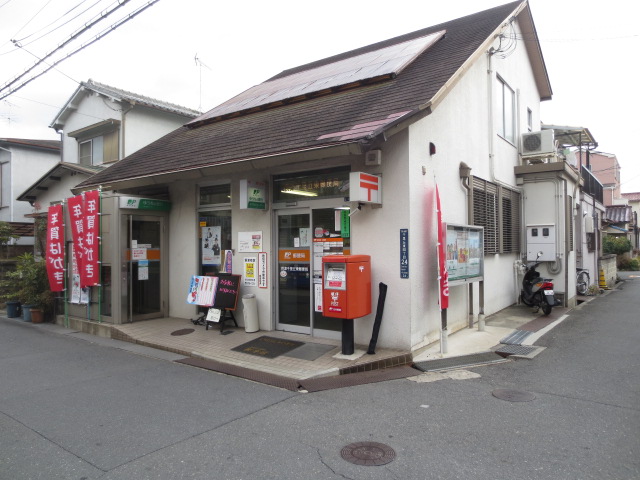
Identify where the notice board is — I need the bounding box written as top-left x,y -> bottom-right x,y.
212,274 -> 241,310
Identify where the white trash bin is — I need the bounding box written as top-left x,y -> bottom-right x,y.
242,294 -> 259,333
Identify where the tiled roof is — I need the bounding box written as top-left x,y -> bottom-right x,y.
77,1 -> 533,189
604,205 -> 632,223
621,192 -> 640,201
82,80 -> 201,118
0,138 -> 61,151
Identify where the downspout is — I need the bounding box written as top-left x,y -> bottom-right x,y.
121,102 -> 134,160
0,145 -> 12,220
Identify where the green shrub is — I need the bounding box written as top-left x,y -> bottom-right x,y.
618,257 -> 640,271
603,236 -> 631,255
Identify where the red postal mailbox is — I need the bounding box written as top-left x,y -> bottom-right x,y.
322,255 -> 371,354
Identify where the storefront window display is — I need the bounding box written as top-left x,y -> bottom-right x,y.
199,184 -> 232,276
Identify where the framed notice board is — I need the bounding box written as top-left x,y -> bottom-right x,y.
212,274 -> 241,310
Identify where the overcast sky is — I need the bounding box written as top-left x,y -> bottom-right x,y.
1,0 -> 639,191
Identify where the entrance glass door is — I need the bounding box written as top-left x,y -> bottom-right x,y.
277,210 -> 311,333
127,215 -> 163,321
276,205 -> 349,336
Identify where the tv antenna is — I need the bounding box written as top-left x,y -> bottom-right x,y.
194,54 -> 211,112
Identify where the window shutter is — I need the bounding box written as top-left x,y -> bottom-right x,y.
473,177 -> 498,254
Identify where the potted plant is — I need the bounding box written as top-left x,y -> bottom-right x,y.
1,253 -> 54,322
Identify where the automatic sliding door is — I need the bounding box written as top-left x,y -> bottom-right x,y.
277,210 -> 311,333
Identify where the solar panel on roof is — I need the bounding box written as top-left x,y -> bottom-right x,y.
190,30 -> 445,124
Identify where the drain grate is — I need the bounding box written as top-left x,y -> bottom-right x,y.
492,388 -> 536,402
499,330 -> 533,345
412,352 -> 506,373
341,442 -> 396,466
495,344 -> 542,358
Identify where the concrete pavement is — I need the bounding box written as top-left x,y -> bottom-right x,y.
0,289 -> 608,383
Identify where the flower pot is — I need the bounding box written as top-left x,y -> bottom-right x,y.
6,301 -> 21,318
30,308 -> 44,323
21,304 -> 36,322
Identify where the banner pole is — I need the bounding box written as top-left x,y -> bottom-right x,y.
98,187 -> 102,323
63,199 -> 69,328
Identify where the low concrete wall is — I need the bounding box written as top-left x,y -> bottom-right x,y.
599,254 -> 617,288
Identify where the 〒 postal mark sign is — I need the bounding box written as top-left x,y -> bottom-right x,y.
349,172 -> 382,204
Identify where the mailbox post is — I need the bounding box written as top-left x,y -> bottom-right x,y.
322,255 -> 371,355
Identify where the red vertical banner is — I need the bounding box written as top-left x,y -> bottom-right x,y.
82,190 -> 100,287
67,194 -> 85,275
436,185 -> 449,309
46,204 -> 65,292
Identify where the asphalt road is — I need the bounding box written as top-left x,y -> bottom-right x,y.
1,274 -> 639,479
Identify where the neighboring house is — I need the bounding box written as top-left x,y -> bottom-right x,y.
621,192 -> 640,249
17,80 -> 201,253
53,2 -> 565,352
0,138 -> 60,245
540,126 -> 604,292
578,150 -> 623,207
49,79 -> 201,167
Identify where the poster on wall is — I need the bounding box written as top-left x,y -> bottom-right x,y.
243,257 -> 257,286
70,244 -> 89,304
258,252 -> 268,288
445,224 -> 484,284
186,275 -> 219,306
202,226 -> 222,265
238,231 -> 263,252
222,250 -> 233,273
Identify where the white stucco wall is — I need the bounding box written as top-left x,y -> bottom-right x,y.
1,145 -> 59,225
56,91 -> 192,164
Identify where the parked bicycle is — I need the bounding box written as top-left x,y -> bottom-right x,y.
576,268 -> 590,296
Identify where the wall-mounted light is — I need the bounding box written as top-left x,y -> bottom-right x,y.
429,142 -> 437,156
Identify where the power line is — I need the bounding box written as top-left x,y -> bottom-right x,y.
1,0 -> 132,94
0,0 -> 161,102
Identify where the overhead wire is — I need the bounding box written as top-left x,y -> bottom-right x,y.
0,0 -> 162,102
1,0 -> 132,93
7,0 -> 105,53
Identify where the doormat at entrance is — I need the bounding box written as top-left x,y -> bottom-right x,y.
231,336 -> 305,358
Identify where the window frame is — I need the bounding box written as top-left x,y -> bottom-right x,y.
497,76 -> 516,144
472,176 -> 521,255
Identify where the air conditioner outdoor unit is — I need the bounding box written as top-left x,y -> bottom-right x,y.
521,130 -> 555,157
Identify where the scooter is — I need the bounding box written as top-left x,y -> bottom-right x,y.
520,252 -> 557,316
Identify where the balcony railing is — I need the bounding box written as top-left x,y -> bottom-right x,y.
581,166 -> 603,203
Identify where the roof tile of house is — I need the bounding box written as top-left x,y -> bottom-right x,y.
77,1 -> 527,189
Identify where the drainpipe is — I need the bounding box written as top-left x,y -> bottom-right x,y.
121,102 -> 134,160
0,145 -> 12,220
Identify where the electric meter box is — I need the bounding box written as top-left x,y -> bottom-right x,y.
322,255 -> 371,319
526,224 -> 556,261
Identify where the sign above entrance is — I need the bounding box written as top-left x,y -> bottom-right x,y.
349,172 -> 382,204
119,196 -> 171,211
239,179 -> 267,210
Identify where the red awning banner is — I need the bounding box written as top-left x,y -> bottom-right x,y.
66,190 -> 101,288
46,204 -> 65,292
82,190 -> 100,287
67,194 -> 85,275
436,185 -> 449,309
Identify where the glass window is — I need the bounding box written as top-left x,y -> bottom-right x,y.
273,167 -> 350,202
78,132 -> 117,166
199,184 -> 231,206
198,210 -> 232,276
497,77 -> 515,144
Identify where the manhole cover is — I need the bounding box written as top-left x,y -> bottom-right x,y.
171,328 -> 195,336
492,388 -> 536,402
340,442 -> 396,466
